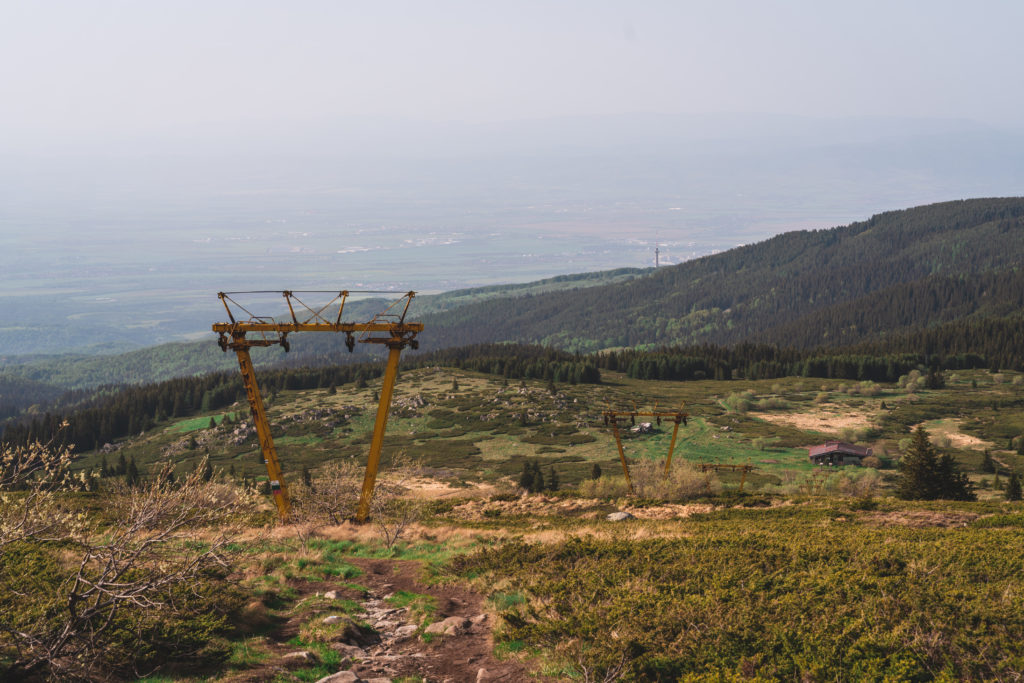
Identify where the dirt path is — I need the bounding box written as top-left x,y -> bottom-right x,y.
343,557 -> 533,682
223,557 -> 537,683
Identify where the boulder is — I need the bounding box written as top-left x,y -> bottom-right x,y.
394,624 -> 419,639
423,615 -> 470,636
606,511 -> 634,522
282,650 -> 319,667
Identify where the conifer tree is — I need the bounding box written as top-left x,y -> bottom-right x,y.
208,417 -> 216,429
982,450 -> 996,473
531,461 -> 545,493
591,463 -> 602,480
1006,472 -> 1022,501
519,461 -> 535,492
897,426 -> 974,500
547,466 -> 559,491
125,458 -> 140,487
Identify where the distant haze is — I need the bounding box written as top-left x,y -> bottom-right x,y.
1,1 -> 1023,354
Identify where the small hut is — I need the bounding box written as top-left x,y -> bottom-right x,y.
808,441 -> 872,466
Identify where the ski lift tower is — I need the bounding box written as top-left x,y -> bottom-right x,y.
213,290 -> 422,522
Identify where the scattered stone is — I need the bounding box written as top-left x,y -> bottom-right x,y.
282,650 -> 319,667
469,614 -> 488,625
330,643 -> 367,659
394,624 -> 419,639
607,511 -> 634,522
324,590 -> 339,600
316,672 -> 361,683
365,678 -> 392,683
424,615 -> 470,636
477,668 -> 493,682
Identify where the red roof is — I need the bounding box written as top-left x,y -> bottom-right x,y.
808,441 -> 872,458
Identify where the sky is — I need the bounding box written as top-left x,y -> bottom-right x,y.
3,0 -> 1024,153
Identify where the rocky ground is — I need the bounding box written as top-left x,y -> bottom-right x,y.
225,557 -> 536,683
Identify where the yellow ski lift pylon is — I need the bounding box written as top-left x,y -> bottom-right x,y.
213,290 -> 422,522
602,402 -> 688,494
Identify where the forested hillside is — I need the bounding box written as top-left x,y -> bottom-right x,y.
421,198 -> 1024,350
3,199 -> 1021,401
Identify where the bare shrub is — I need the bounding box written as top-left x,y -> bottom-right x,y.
839,469 -> 881,500
370,454 -> 423,550
287,460 -> 363,542
577,461 -> 717,501
0,430 -> 82,551
630,460 -> 717,501
814,392 -> 830,404
1,455 -> 248,680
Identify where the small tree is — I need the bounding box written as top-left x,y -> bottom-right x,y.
519,461 -> 535,492
208,417 -> 217,429
897,426 -> 974,501
547,466 -> 559,491
1006,472 -> 1022,502
982,450 -> 997,474
591,463 -> 602,480
531,460 -> 545,493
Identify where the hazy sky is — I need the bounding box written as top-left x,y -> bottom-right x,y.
3,0 -> 1024,152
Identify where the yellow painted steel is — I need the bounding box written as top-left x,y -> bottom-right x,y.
213,291 -> 421,522
603,407 -> 688,494
355,344 -> 403,522
233,345 -> 290,518
664,419 -> 682,475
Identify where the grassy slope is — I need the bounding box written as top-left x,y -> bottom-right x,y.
75,366 -> 1024,500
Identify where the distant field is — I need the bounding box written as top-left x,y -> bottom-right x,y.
77,366 -> 1024,500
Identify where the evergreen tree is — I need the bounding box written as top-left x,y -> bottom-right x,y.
229,463 -> 237,479
591,463 -> 602,480
327,383 -> 337,396
451,378 -> 459,392
125,458 -> 140,487
201,459 -> 214,482
1006,472 -> 1022,501
531,461 -> 545,493
187,435 -> 198,450
897,426 -> 974,500
302,465 -> 312,487
208,417 -> 216,429
982,450 -> 996,474
519,461 -> 535,492
116,453 -> 127,476
547,466 -> 559,491
100,455 -> 110,478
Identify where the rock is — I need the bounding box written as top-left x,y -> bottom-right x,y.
324,590 -> 339,600
365,679 -> 392,683
323,616 -> 379,646
477,668 -> 493,682
374,619 -> 400,631
469,613 -> 488,625
424,615 -> 470,636
316,672 -> 362,683
607,511 -> 634,522
330,643 -> 367,659
282,650 -> 319,667
394,624 -> 418,638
